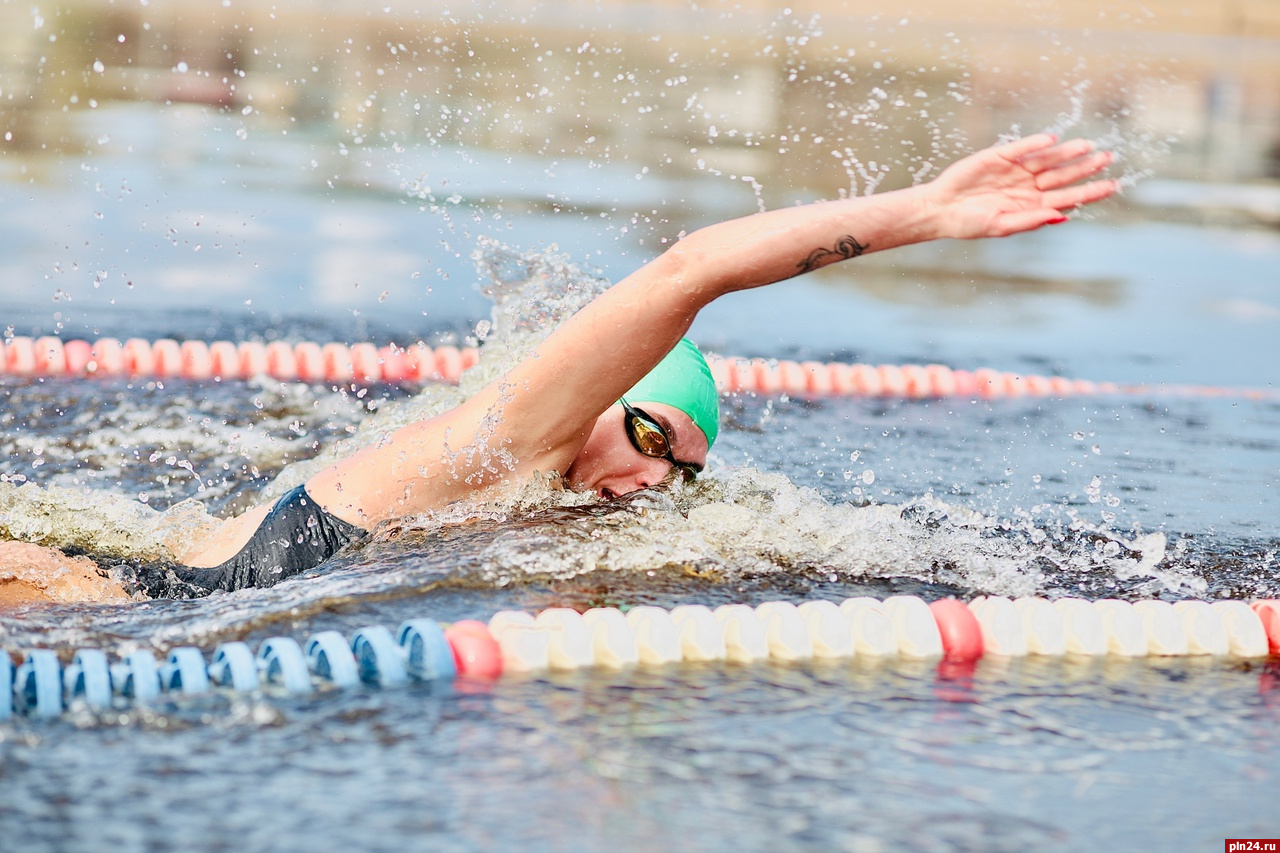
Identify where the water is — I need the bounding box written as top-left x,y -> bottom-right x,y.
2,2 -> 1280,849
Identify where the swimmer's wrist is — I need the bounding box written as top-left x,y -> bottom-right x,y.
860,185 -> 950,246
906,184 -> 955,243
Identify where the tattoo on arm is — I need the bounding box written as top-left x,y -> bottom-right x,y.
797,236 -> 869,273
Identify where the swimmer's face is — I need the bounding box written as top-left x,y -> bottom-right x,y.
565,401 -> 709,499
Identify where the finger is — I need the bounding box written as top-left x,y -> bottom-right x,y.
994,133 -> 1058,162
1043,178 -> 1121,211
990,208 -> 1067,237
1035,150 -> 1114,191
1018,138 -> 1098,173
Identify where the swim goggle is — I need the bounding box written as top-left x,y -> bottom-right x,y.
619,398 -> 703,475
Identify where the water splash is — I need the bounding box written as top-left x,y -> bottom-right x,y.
351,464 -> 1207,601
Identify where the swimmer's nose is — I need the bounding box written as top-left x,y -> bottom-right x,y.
612,473 -> 653,497
602,460 -> 668,498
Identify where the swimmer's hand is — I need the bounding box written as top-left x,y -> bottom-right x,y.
921,134 -> 1118,239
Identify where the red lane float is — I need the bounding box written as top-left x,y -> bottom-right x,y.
34,337 -> 66,374
294,342 -> 325,382
4,337 -> 34,373
151,339 -> 182,377
181,340 -> 213,379
265,341 -> 297,380
350,343 -> 381,383
94,338 -> 124,374
63,339 -> 93,373
122,338 -> 155,375
1,336 -> 1276,400
444,619 -> 503,680
239,341 -> 269,377
928,598 -> 985,663
1253,601 -> 1280,655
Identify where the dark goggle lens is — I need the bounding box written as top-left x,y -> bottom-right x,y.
628,416 -> 671,458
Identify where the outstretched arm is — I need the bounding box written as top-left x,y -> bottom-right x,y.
482,134 -> 1117,460
649,134 -> 1114,294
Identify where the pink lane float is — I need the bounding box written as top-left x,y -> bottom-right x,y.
5,596 -> 1278,720
2,336 -> 1274,400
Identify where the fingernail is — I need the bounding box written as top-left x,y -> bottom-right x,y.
1047,215 -> 1069,225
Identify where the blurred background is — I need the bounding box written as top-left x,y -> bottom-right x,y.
1,0 -> 1277,347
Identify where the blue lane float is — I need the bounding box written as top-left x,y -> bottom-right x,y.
398,619 -> 458,682
117,650 -> 162,701
64,649 -> 113,710
162,647 -> 211,696
352,625 -> 409,687
15,649 -> 63,719
1,653 -> 13,720
258,637 -> 312,695
305,630 -> 362,689
210,642 -> 260,692
0,619 -> 455,722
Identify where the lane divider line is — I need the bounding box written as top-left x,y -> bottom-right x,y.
4,596 -> 1277,721
1,336 -> 1274,399
1,336 -> 480,385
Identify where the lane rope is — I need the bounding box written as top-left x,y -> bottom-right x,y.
1,336 -> 1274,400
4,596 -> 1278,720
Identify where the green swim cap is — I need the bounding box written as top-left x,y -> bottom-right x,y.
623,338 -> 720,448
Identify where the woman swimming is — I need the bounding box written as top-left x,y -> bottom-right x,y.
1,133 -> 1117,599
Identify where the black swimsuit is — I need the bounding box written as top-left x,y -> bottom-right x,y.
177,485 -> 366,592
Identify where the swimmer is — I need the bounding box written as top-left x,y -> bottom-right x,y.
0,133 -> 1117,601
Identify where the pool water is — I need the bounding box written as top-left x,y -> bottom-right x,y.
3,3 -> 1280,850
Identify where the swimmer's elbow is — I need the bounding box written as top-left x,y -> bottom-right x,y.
655,229 -> 739,303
